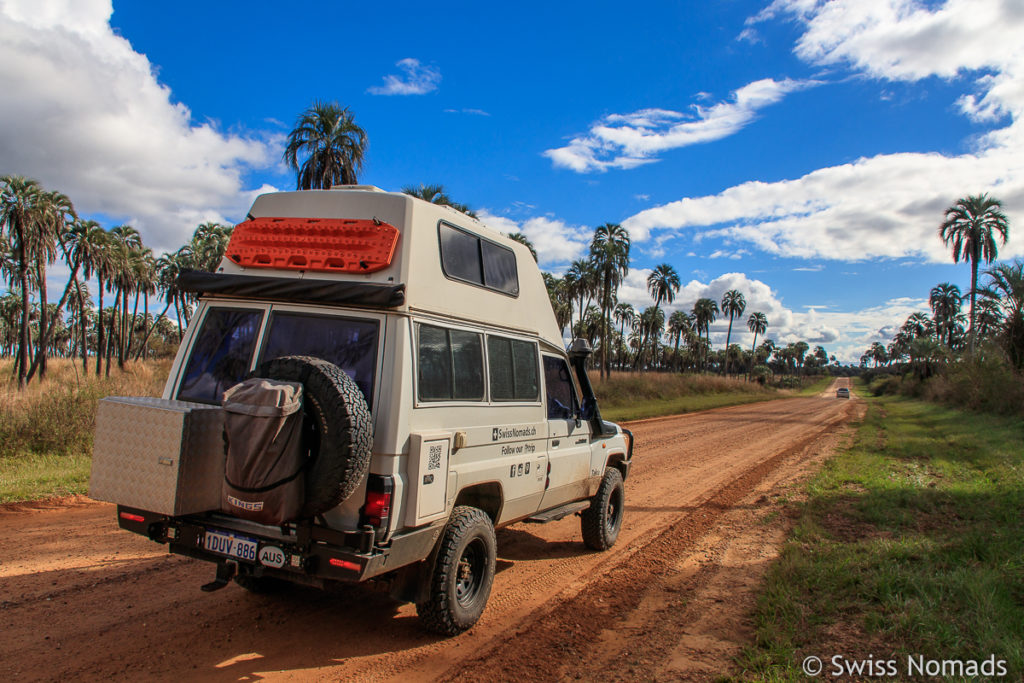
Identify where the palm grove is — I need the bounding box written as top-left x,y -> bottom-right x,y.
860,194 -> 1021,379
38,100 -> 1024,389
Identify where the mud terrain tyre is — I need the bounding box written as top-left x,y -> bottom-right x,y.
581,467 -> 624,550
252,355 -> 372,517
417,506 -> 496,635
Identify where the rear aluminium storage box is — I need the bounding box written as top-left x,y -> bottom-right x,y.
90,397 -> 226,516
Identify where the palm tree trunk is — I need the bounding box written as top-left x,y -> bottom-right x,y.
78,283 -> 88,373
723,314 -> 734,376
133,300 -> 171,361
748,333 -> 759,379
17,242 -> 29,390
969,257 -> 979,355
95,274 -> 104,377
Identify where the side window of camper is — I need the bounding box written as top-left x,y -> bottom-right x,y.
543,355 -> 579,420
438,222 -> 519,296
177,308 -> 263,404
417,324 -> 484,402
487,336 -> 539,401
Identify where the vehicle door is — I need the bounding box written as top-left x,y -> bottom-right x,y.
540,354 -> 591,509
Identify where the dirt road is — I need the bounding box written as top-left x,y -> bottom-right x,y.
0,380 -> 860,682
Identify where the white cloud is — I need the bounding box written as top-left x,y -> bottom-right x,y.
444,108 -> 490,116
0,0 -> 279,253
544,78 -> 811,172
614,270 -> 930,362
367,58 -> 441,95
624,0 -> 1024,261
477,210 -> 590,267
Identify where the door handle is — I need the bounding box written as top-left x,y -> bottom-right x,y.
575,438 -> 587,445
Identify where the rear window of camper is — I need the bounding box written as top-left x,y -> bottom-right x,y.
438,222 -> 519,296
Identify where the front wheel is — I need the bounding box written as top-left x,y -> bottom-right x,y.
417,506 -> 497,636
581,467 -> 625,550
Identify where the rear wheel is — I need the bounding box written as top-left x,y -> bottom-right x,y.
417,506 -> 496,635
581,467 -> 624,550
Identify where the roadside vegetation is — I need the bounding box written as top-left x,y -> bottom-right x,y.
0,358 -> 168,503
741,386 -> 1024,680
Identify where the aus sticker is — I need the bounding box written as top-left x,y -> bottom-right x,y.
258,546 -> 286,568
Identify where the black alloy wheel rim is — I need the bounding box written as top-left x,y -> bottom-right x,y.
455,538 -> 486,607
605,485 -> 623,535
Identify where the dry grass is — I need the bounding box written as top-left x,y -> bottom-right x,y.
594,371 -> 779,421
0,357 -> 171,459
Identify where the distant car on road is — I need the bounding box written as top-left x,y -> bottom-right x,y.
836,387 -> 850,398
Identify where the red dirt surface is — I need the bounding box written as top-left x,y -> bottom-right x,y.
0,379 -> 861,682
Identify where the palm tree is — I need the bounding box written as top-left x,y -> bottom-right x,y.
590,223 -> 630,378
0,175 -> 43,387
402,184 -> 477,218
667,310 -> 692,370
507,233 -> 537,261
903,312 -> 932,339
284,101 -> 367,189
108,225 -> 142,370
720,289 -> 746,375
939,193 -> 1010,353
65,219 -> 103,371
646,263 -> 680,313
565,259 -> 597,329
929,282 -> 962,348
746,312 -> 768,376
692,297 -> 719,371
980,260 -> 1024,369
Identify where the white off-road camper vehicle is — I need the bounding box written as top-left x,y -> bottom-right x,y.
90,186 -> 633,634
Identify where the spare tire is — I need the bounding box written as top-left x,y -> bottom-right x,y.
251,355 -> 372,517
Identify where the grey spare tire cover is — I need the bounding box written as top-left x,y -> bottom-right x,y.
221,378 -> 305,525
252,355 -> 373,517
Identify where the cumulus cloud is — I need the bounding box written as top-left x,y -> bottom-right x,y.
544,78 -> 810,172
0,0 -> 279,253
613,269 -> 928,362
477,210 -> 591,267
626,0 -> 1024,260
367,58 -> 441,95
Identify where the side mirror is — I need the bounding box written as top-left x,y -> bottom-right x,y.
580,397 -> 596,421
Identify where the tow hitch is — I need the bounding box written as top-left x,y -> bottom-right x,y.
201,560 -> 238,592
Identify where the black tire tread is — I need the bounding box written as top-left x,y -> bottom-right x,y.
252,355 -> 373,517
581,467 -> 624,551
417,506 -> 496,636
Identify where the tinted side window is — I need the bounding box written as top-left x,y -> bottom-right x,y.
260,313 -> 379,404
481,240 -> 519,295
438,222 -> 518,296
439,224 -> 483,285
488,336 -> 539,401
543,355 -> 579,419
178,308 -> 262,404
417,324 -> 484,402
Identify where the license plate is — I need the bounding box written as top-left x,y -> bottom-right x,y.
203,530 -> 258,562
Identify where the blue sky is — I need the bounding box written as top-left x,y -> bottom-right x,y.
2,0 -> 1023,361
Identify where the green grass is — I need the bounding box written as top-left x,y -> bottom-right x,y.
739,383 -> 1024,680
795,375 -> 834,396
602,392 -> 784,422
0,453 -> 92,503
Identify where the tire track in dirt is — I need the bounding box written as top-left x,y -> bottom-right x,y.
440,399 -> 855,682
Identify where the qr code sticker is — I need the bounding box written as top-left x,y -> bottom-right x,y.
427,444 -> 442,470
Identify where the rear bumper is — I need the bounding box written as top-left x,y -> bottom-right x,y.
117,505 -> 441,584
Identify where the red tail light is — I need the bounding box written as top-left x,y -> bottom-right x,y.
329,558 -> 360,571
119,511 -> 145,523
364,490 -> 391,527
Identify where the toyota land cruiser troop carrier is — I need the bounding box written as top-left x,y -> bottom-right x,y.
90,186 -> 633,635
